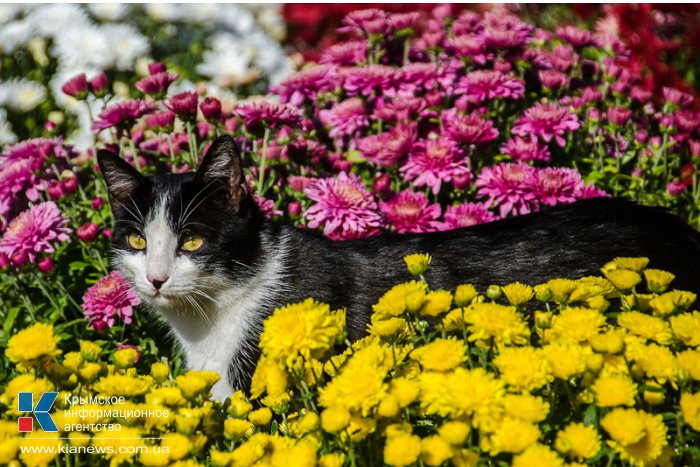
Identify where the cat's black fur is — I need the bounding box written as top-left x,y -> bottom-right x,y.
99,135 -> 700,391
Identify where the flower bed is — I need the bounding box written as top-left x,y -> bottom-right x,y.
2,256 -> 700,466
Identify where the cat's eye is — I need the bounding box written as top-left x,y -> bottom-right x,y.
181,234 -> 204,252
127,232 -> 146,250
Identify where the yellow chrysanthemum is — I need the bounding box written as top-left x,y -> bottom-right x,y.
320,406 -> 350,432
438,421 -> 470,445
419,368 -> 504,423
649,290 -> 696,316
384,432 -> 421,466
602,409 -> 667,466
513,444 -> 564,467
6,322 -> 61,366
92,374 -> 151,397
319,453 -> 345,467
617,311 -> 672,345
78,340 -> 102,361
464,302 -> 529,346
2,374 -> 53,413
589,330 -> 626,355
113,347 -> 139,368
494,347 -> 553,392
248,407 -> 272,427
19,432 -> 61,467
420,290 -> 453,317
636,344 -> 679,383
93,427 -> 143,464
603,257 -> 649,273
373,280 -> 427,318
224,418 -> 254,440
250,355 -> 289,401
368,316 -> 407,337
569,277 -> 614,303
482,417 -> 540,454
421,435 -> 453,466
150,362 -> 170,382
502,282 -> 534,306
146,387 -> 187,407
454,284 -> 478,307
410,337 -> 467,372
404,253 -> 431,276
545,278 -> 578,302
503,394 -> 549,423
228,391 -> 253,418
643,269 -> 675,293
545,307 -> 606,343
319,366 -> 387,416
677,349 -> 700,380
389,377 -> 420,408
377,394 -> 400,418
259,298 -> 343,367
680,392 -> 700,431
592,374 -> 637,407
604,268 -> 641,291
670,311 -> 700,347
176,371 -> 220,399
554,423 -> 601,460
543,342 -> 587,379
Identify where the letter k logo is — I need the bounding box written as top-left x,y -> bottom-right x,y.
18,392 -> 59,432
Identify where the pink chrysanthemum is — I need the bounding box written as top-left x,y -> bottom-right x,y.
0,160 -> 42,219
343,65 -> 396,97
373,95 -> 427,122
556,25 -> 593,47
500,137 -> 551,163
475,163 -> 537,217
511,103 -> 580,147
527,167 -> 584,207
319,98 -> 368,139
480,13 -> 533,49
397,62 -> 455,93
319,41 -> 367,66
272,65 -> 338,106
442,110 -> 499,144
82,271 -> 141,331
92,100 -> 157,131
2,137 -> 72,165
304,172 -> 383,240
379,190 -> 442,234
447,35 -> 491,65
357,124 -> 416,167
253,194 -> 283,218
0,202 -> 71,266
135,71 -> 179,97
164,91 -> 199,119
576,183 -> 609,199
455,70 -> 525,103
401,139 -> 470,195
442,202 -> 498,230
233,101 -> 302,130
662,86 -> 694,108
337,8 -> 389,36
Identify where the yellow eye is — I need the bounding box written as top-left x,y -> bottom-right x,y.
127,232 -> 146,250
181,234 -> 204,252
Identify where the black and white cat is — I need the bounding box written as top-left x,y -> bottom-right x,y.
98,135 -> 700,400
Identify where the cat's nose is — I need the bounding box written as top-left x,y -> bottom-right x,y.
148,274 -> 169,290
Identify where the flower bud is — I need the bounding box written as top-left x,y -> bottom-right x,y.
406,290 -> 426,313
534,284 -> 552,302
200,97 -> 222,122
454,284 -> 477,307
62,73 -> 89,100
150,362 -> 170,383
47,181 -> 65,200
89,73 -> 109,97
534,311 -> 552,329
37,257 -> 54,273
77,222 -> 99,242
92,197 -> 104,209
486,285 -> 502,301
62,175 -> 78,194
288,201 -> 302,217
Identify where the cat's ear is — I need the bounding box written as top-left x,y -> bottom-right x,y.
195,135 -> 247,210
97,150 -> 147,203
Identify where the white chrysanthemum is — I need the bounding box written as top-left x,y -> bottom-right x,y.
144,4 -> 183,22
87,4 -> 127,21
197,33 -> 254,85
0,109 -> 17,145
53,24 -> 114,70
99,24 -> 150,70
254,5 -> 288,41
0,20 -> 34,53
0,4 -> 23,24
25,4 -> 89,38
0,79 -> 47,112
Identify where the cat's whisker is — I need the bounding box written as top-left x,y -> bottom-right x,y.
178,179 -> 220,231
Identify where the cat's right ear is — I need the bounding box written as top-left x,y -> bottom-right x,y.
96,150 -> 147,203
195,135 -> 247,211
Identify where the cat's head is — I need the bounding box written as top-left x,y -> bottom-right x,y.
97,135 -> 264,312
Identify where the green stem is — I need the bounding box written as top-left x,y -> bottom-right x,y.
257,127 -> 271,196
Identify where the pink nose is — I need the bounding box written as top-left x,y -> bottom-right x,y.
147,274 -> 169,290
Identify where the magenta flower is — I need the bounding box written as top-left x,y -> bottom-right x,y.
200,97 -> 222,122
320,41 -> 367,66
77,222 -> 100,242
0,160 -> 42,219
455,70 -> 525,104
357,124 -> 416,167
388,12 -> 420,31
288,175 -> 318,193
527,167 -> 584,207
0,202 -> 71,266
82,271 -> 140,331
338,8 -> 388,36
607,107 -> 631,126
442,110 -> 499,144
556,25 -> 593,47
234,101 -> 302,132
146,110 -> 176,131
304,172 -> 383,240
253,194 -> 283,218
380,190 -> 442,234
135,71 -> 178,98
164,91 -> 199,120
61,73 -> 88,99
400,139 -> 470,195
373,95 -> 427,122
92,100 -> 157,131
397,62 -> 454,93
448,35 -> 491,65
2,137 -> 71,165
480,13 -> 533,49
89,73 -> 109,96
148,62 -> 167,75
500,137 -> 551,163
538,69 -> 569,89
273,65 -> 338,106
662,87 -> 694,108
343,65 -> 396,97
576,183 -> 609,199
475,163 -> 537,217
442,202 -> 498,230
319,98 -> 368,139
512,103 -> 580,147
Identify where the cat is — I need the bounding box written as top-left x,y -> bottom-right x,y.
98,135 -> 700,400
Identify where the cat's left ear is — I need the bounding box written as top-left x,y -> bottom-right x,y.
195,135 -> 247,211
